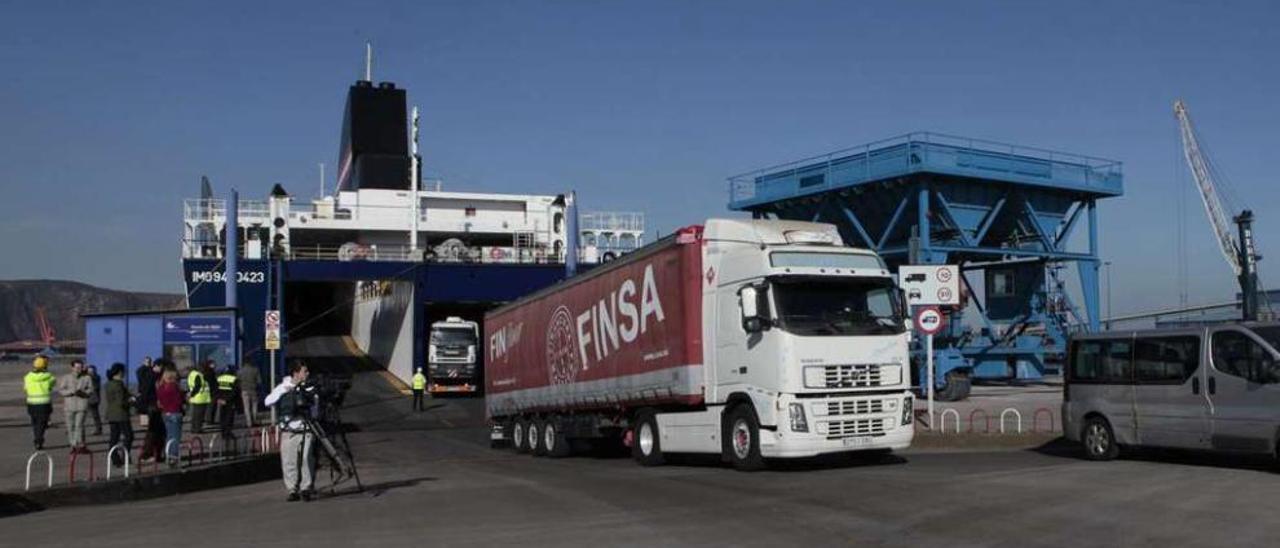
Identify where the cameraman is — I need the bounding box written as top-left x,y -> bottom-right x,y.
264,361 -> 316,502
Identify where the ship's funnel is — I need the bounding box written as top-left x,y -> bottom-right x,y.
336,80 -> 409,192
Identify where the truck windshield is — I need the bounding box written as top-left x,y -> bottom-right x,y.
770,277 -> 905,336
430,328 -> 476,346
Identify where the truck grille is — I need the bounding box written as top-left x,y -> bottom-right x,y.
825,399 -> 884,416
816,364 -> 890,389
825,418 -> 887,440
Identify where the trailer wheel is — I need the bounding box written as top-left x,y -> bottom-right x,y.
631,411 -> 665,466
513,418 -> 529,453
725,405 -> 765,472
530,419 -> 547,457
936,370 -> 971,402
544,417 -> 571,458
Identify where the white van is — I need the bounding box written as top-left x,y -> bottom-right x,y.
1064,323 -> 1280,461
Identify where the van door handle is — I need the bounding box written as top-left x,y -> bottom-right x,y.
1209,377 -> 1216,395
1192,377 -> 1200,395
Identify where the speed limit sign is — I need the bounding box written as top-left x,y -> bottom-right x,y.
913,306 -> 945,335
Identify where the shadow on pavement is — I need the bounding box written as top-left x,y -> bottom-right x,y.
1030,437 -> 1278,472
316,476 -> 437,500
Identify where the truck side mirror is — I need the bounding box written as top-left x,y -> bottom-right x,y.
739,284 -> 770,333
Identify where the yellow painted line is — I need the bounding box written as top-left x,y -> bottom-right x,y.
382,370 -> 413,395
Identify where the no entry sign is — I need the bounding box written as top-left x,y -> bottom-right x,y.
914,306 -> 945,336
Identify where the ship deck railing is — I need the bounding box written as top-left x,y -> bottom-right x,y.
182,240 -> 592,265
727,131 -> 1123,209
580,211 -> 645,233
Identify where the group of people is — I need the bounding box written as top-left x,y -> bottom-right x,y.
25,354 -> 326,502
22,355 -> 263,467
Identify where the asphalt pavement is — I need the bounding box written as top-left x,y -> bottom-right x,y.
4,347 -> 1280,546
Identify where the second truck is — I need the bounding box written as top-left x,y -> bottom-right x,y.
485,219 -> 915,470
427,316 -> 481,393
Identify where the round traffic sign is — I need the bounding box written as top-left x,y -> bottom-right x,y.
914,306 -> 945,335
936,267 -> 953,283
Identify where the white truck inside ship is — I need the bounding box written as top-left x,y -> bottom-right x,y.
486,219 -> 915,470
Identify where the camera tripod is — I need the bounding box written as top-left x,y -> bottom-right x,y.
302,408 -> 364,493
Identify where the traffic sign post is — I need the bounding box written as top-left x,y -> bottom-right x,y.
264,310 -> 280,424
899,264 -> 960,307
913,306 -> 945,429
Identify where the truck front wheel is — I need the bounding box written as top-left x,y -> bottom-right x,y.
725,406 -> 766,472
631,411 -> 665,466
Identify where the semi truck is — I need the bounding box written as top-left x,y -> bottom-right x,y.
485,219 -> 914,470
427,317 -> 480,393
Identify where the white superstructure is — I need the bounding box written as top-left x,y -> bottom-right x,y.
182,182 -> 645,265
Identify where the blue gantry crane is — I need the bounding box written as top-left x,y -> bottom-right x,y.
728,133 -> 1124,400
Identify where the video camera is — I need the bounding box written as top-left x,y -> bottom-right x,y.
296,374 -> 352,423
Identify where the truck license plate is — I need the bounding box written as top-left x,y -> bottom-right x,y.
842,436 -> 873,447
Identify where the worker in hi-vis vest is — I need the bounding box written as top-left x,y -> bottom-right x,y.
411,367 -> 427,412
24,356 -> 57,450
187,362 -> 213,433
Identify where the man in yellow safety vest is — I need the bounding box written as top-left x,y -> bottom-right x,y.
187,362 -> 213,433
24,356 -> 56,450
411,367 -> 427,412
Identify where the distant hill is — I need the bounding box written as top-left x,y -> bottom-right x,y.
0,280 -> 184,344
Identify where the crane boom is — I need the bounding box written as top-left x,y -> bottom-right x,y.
1174,99 -> 1242,276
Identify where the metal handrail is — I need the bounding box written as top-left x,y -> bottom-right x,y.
68,448 -> 96,483
727,132 -> 1124,204
938,409 -> 960,434
1000,408 -> 1024,434
105,444 -> 131,480
25,451 -> 53,491
729,131 -> 1122,182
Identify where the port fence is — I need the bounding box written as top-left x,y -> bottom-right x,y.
22,428 -> 279,492
918,406 -> 1060,435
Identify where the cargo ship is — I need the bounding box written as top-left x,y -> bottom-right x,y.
180,75 -> 643,386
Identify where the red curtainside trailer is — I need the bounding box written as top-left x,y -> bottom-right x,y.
485,226 -> 705,423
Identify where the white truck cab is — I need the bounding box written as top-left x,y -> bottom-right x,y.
653,219 -> 915,467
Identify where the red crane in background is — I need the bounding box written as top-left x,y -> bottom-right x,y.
35,306 -> 56,350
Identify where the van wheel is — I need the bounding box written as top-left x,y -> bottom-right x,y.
1082,416 -> 1119,461
529,419 -> 547,456
936,371 -> 971,402
512,418 -> 529,453
544,417 -> 571,458
724,405 -> 766,471
631,411 -> 665,466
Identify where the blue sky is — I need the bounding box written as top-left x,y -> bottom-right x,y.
1,1 -> 1277,316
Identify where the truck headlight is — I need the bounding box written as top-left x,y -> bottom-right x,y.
789,403 -> 809,433
902,397 -> 913,426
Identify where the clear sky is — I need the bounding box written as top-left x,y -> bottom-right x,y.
1,1 -> 1277,316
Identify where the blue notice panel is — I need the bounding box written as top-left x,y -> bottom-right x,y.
163,316 -> 233,344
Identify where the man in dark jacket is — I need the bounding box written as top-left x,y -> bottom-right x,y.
136,357 -> 165,463
104,363 -> 134,467
87,364 -> 103,436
